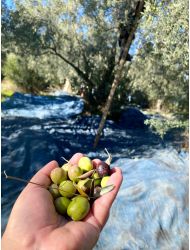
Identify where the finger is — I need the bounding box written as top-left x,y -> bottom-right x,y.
90,167 -> 123,230
68,153 -> 84,165
29,160 -> 59,187
92,159 -> 102,168
85,167 -> 122,230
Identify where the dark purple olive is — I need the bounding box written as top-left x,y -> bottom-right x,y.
95,161 -> 110,178
93,186 -> 101,198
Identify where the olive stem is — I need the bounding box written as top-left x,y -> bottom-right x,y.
104,148 -> 112,165
3,171 -> 91,199
61,157 -> 69,163
3,171 -> 48,189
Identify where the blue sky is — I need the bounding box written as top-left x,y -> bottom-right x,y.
5,0 -> 15,9
129,35 -> 139,56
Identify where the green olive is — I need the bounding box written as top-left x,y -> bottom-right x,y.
94,178 -> 101,187
61,163 -> 70,176
49,183 -> 60,199
78,157 -> 93,172
50,167 -> 67,184
92,172 -> 101,186
54,197 -> 70,215
67,196 -> 90,221
68,166 -> 83,182
92,172 -> 100,179
59,180 -> 76,198
101,176 -> 110,188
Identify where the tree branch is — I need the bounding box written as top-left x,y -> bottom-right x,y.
93,0 -> 145,148
119,1 -> 144,64
75,36 -> 91,77
48,47 -> 95,87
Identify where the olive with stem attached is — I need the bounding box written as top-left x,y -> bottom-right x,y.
95,161 -> 110,178
78,157 -> 93,172
94,148 -> 112,178
68,166 -> 83,182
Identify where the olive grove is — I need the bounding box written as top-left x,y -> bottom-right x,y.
2,0 -> 141,112
2,0 -> 189,145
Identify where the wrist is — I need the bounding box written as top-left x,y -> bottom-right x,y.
2,229 -> 35,250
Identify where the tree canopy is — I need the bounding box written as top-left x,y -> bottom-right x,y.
128,0 -> 188,116
2,0 -> 189,118
2,0 -> 139,112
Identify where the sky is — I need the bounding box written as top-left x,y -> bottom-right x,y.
5,0 -> 15,9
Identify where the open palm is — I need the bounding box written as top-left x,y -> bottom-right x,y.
2,153 -> 123,250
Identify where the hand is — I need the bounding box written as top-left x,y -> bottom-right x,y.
2,153 -> 123,250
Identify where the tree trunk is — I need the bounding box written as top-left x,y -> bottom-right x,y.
93,0 -> 145,148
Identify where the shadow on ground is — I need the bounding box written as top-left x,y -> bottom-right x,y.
1,93 -> 188,249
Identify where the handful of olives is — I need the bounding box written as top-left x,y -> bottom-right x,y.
4,149 -> 114,222
48,151 -> 113,221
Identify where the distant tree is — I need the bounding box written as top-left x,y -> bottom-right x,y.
1,0 -> 12,71
128,0 -> 189,117
2,53 -> 54,93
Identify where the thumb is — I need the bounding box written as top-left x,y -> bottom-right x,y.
28,160 -> 58,188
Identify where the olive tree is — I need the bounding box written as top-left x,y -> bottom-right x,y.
128,0 -> 189,116
4,0 -> 139,113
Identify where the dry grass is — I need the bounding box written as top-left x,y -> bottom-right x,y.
1,78 -> 24,101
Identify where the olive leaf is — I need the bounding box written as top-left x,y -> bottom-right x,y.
61,156 -> 69,163
73,183 -> 89,198
3,171 -> 48,188
78,169 -> 95,179
100,184 -> 115,196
